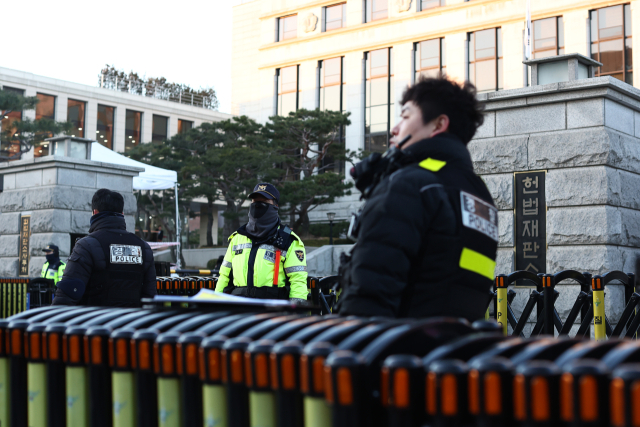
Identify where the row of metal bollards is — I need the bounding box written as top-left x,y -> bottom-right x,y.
0,278 -> 55,318
491,270 -> 638,341
3,303 -> 640,427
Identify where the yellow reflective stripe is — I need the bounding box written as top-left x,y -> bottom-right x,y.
459,248 -> 496,280
419,158 -> 447,172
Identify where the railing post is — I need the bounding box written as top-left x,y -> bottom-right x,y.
592,275 -> 606,341
543,274 -> 555,336
495,275 -> 508,336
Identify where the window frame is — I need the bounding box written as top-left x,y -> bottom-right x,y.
418,0 -> 444,11
468,27 -> 503,93
318,57 -> 346,174
590,4 -> 632,84
277,14 -> 298,41
364,47 -> 394,153
178,119 -> 194,135
276,65 -> 300,116
125,110 -> 142,152
532,16 -> 564,58
414,38 -> 446,83
323,2 -> 347,32
34,93 -> 56,157
1,86 -> 25,159
152,114 -> 169,144
96,104 -> 115,150
365,0 -> 388,23
67,98 -> 86,138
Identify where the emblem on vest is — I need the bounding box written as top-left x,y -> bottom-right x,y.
235,249 -> 243,255
295,250 -> 304,262
264,251 -> 276,263
110,245 -> 143,264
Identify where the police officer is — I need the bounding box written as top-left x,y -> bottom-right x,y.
215,183 -> 308,303
53,189 -> 156,306
41,244 -> 66,286
339,76 -> 498,321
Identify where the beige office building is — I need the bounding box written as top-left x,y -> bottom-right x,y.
232,0 -> 637,220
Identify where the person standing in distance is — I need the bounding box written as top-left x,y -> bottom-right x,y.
53,189 -> 156,306
215,183 -> 308,303
339,76 -> 498,321
41,244 -> 66,286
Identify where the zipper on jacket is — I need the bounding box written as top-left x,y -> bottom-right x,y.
246,242 -> 260,288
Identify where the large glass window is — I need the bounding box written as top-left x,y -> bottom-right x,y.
325,3 -> 347,31
590,5 -> 632,84
319,57 -> 346,174
419,0 -> 444,11
67,99 -> 85,138
277,14 -> 298,41
152,115 -> 168,143
178,119 -> 193,135
34,93 -> 56,157
1,87 -> 24,159
365,0 -> 388,22
365,48 -> 394,153
277,66 -> 299,116
533,17 -> 564,58
468,28 -> 503,93
96,105 -> 115,149
415,38 -> 446,81
125,110 -> 142,152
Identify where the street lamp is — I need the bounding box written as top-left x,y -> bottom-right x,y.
327,212 -> 336,245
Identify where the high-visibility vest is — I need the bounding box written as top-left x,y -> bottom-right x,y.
41,261 -> 66,286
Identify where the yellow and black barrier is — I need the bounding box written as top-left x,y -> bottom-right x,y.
8,303 -> 640,426
0,277 -> 55,319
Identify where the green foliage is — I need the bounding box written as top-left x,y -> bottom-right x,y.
100,64 -> 219,110
265,109 -> 356,234
0,91 -> 73,161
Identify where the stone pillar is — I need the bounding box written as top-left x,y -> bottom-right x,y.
470,76 -> 640,332
0,156 -> 142,277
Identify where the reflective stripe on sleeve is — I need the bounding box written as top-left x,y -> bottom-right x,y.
232,243 -> 252,251
419,158 -> 447,172
459,247 -> 496,280
284,266 -> 307,274
221,260 -> 232,269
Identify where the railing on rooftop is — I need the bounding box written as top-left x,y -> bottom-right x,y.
98,73 -> 218,110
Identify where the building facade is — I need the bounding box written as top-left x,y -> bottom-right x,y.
231,0 -> 640,223
0,66 -> 233,158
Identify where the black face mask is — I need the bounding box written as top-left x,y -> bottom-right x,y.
247,202 -> 279,239
46,253 -> 59,264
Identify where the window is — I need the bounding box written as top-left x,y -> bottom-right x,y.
468,28 -> 503,93
125,110 -> 142,152
96,105 -> 115,149
415,38 -> 446,82
67,99 -> 85,138
365,0 -> 388,22
533,17 -> 564,58
365,48 -> 394,153
178,119 -> 193,135
419,0 -> 444,11
277,14 -> 297,41
277,66 -> 299,116
34,93 -> 56,157
590,5 -> 632,84
1,87 -> 24,159
152,115 -> 168,143
318,57 -> 346,174
324,3 -> 347,31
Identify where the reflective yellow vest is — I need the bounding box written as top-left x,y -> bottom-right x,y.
41,261 -> 66,286
215,227 -> 308,300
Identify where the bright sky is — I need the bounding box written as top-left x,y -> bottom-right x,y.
2,0 -> 233,113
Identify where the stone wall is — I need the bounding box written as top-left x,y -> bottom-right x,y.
0,155 -> 141,277
471,76 -> 640,332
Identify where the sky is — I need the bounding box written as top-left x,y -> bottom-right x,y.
2,0 -> 234,113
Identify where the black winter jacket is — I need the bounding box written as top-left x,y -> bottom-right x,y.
339,133 -> 498,321
53,215 -> 156,306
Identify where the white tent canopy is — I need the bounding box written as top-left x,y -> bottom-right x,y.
90,142 -> 182,268
90,142 -> 177,190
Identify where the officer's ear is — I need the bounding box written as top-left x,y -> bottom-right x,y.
92,209 -> 99,215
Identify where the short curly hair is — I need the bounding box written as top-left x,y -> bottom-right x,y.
400,76 -> 484,144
